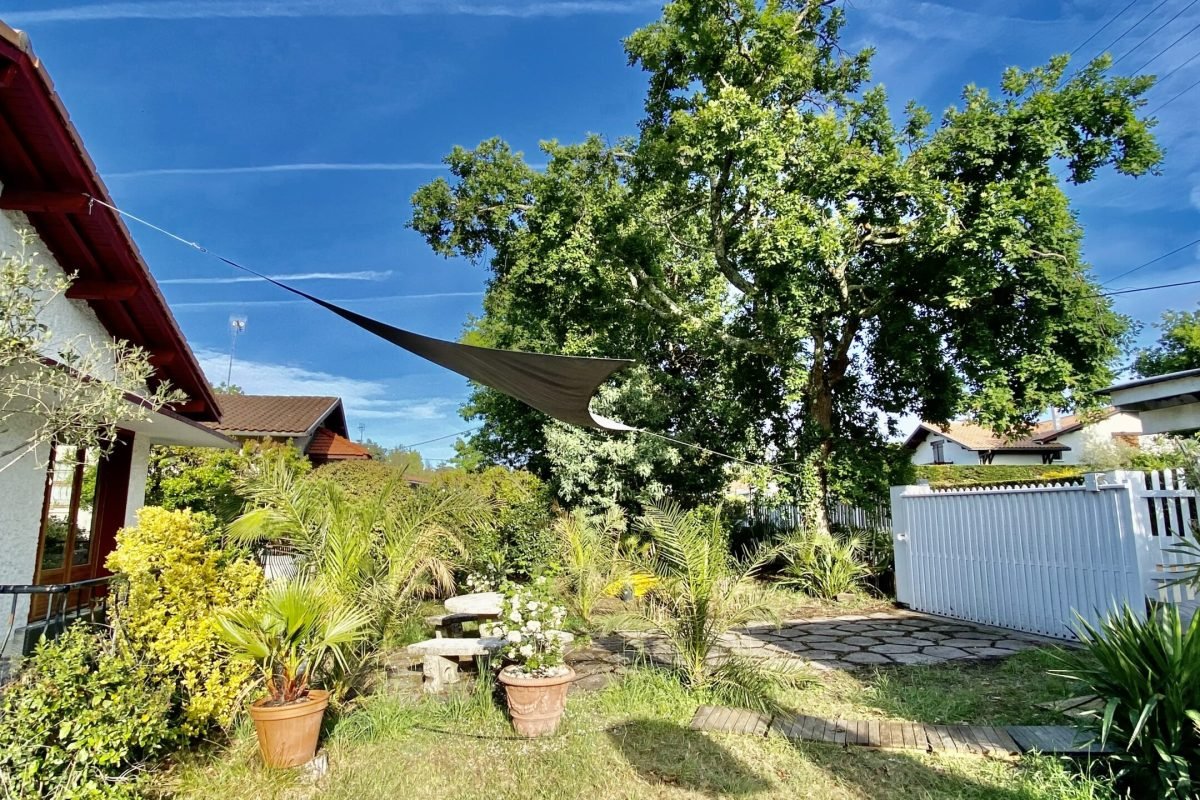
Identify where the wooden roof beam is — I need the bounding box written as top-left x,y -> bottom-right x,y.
0,189 -> 90,213
65,280 -> 140,300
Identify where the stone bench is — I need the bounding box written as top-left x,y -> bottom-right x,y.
407,637 -> 504,692
423,612 -> 484,639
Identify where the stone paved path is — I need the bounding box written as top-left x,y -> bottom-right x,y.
613,610 -> 1057,672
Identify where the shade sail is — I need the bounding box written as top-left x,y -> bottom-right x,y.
247,273 -> 635,431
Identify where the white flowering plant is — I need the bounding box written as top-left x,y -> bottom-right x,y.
464,552 -> 507,593
482,577 -> 569,677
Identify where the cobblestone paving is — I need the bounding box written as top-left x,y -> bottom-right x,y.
613,610 -> 1056,672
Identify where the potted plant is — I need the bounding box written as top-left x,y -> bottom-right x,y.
216,578 -> 369,768
483,577 -> 574,737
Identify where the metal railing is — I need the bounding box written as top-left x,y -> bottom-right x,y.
0,575 -> 118,660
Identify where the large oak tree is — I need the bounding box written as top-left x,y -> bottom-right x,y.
411,0 -> 1161,524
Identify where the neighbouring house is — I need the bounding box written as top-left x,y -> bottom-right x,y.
905,408 -> 1144,466
1099,368 -> 1200,435
0,23 -> 234,659
205,394 -> 373,466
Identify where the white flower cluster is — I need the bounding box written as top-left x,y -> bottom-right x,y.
464,572 -> 495,593
482,579 -> 569,676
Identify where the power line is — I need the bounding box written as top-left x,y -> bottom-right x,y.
1071,0 -> 1139,56
1102,277 -> 1200,297
1111,0 -> 1200,69
1131,19 -> 1200,73
400,427 -> 481,450
1088,0 -> 1173,64
1148,73 -> 1200,113
1154,46 -> 1200,81
1102,236 -> 1200,285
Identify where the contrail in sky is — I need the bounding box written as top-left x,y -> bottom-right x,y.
159,270 -> 393,285
2,1 -> 655,24
105,162 -> 446,178
171,291 -> 483,310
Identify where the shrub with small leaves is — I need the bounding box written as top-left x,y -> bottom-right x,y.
0,626 -> 175,800
105,506 -> 263,735
482,578 -> 570,677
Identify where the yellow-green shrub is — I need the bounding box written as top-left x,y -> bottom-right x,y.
105,507 -> 262,734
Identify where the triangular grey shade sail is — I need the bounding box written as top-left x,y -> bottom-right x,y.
239,269 -> 636,431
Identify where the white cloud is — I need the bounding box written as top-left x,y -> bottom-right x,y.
159,270 -> 393,285
3,0 -> 656,24
105,162 -> 445,178
170,290 -> 483,310
194,348 -> 460,423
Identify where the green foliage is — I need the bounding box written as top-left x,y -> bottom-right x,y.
230,452 -> 485,648
308,459 -> 417,506
0,627 -> 175,800
482,578 -> 569,676
914,463 -> 1087,487
1133,308 -> 1200,378
554,506 -> 630,621
146,439 -> 309,521
432,466 -> 556,577
411,1 -> 1158,527
631,501 -> 808,712
105,507 -> 263,735
1059,605 -> 1200,799
778,529 -> 870,599
216,578 -> 371,704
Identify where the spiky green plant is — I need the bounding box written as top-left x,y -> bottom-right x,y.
632,501 -> 808,712
228,451 -> 491,643
215,578 -> 371,704
555,506 -> 630,621
1057,604 -> 1200,799
778,528 -> 870,599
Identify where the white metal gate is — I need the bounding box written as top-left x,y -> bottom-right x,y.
891,470 -> 1198,640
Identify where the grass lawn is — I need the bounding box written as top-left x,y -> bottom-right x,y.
159,648 -> 1113,800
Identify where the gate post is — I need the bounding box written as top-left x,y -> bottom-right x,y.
891,485 -> 915,607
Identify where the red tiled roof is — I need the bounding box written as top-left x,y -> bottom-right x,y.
209,395 -> 342,436
307,428 -> 372,461
905,421 -> 1068,452
0,23 -> 219,421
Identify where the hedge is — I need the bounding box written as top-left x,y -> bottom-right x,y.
913,464 -> 1089,488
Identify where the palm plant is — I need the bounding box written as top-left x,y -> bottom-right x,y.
778,527 -> 870,599
631,501 -> 807,712
555,506 -> 640,621
1058,604 -> 1200,799
228,452 -> 492,642
216,578 -> 371,704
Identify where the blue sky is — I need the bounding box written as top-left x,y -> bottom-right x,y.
2,0 -> 1198,462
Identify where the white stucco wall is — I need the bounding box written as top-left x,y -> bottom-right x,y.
0,211 -> 123,384
0,418 -> 50,633
911,435 -> 988,465
1053,412 -> 1143,464
124,434 -> 152,529
1138,405 -> 1200,435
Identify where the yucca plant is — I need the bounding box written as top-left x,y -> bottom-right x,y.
778,527 -> 870,599
631,501 -> 808,712
216,578 -> 371,704
1057,604 -> 1200,799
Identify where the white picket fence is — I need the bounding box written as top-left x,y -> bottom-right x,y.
891,470 -> 1198,640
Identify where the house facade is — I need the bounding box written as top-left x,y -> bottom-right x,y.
1100,368 -> 1200,435
0,23 -> 234,658
206,394 -> 372,466
906,409 -> 1144,466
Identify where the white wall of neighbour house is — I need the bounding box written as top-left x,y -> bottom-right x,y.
911,436 -> 978,465
1052,412 -> 1144,464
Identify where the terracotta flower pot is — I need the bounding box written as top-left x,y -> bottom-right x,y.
248,689 -> 330,768
498,666 -> 575,737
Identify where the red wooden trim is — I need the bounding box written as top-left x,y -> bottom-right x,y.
90,430 -> 135,580
64,279 -> 140,300
0,189 -> 89,213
